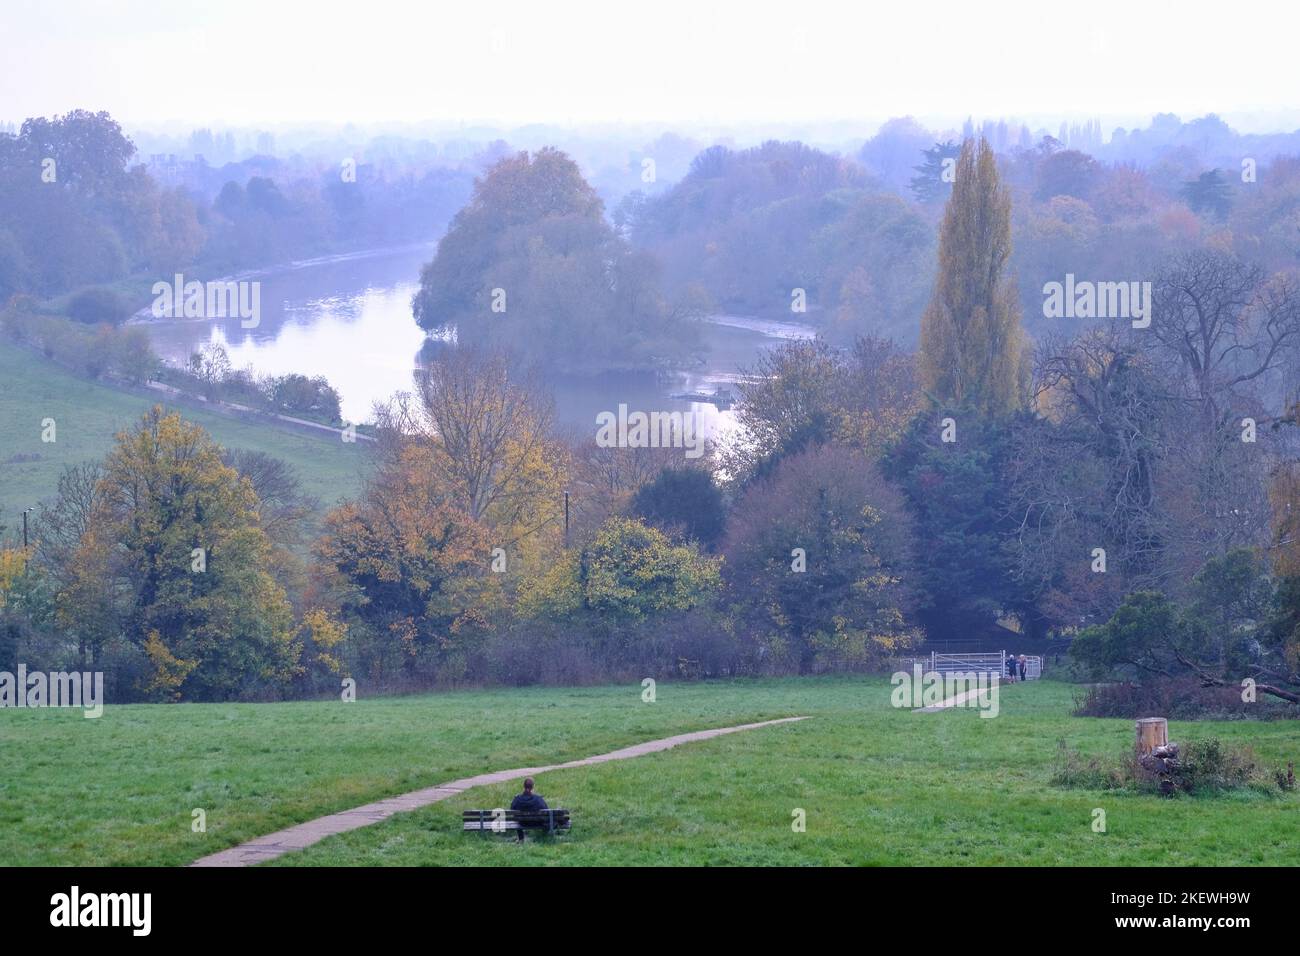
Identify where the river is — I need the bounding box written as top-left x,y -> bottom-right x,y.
139,244 -> 815,442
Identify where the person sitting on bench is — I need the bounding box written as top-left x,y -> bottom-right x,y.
509,778 -> 548,839
511,777 -> 548,812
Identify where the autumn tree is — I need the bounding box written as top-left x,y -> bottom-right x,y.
723,339 -> 847,485
723,336 -> 918,486
323,347 -> 578,684
518,516 -> 720,627
918,137 -> 1027,416
220,449 -> 317,550
0,111 -> 204,294
1034,149 -> 1100,202
51,408 -> 299,700
1266,403 -> 1300,696
314,445 -> 497,685
565,439 -> 683,540
220,449 -> 318,603
1271,425 -> 1300,580
378,347 -> 568,565
0,521 -> 54,677
1024,330 -> 1169,600
0,543 -> 27,613
414,148 -> 603,332
35,463 -> 113,667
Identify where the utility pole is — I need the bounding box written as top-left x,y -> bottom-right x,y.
563,490 -> 570,549
22,508 -> 30,550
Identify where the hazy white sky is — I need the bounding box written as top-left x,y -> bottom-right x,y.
3,0 -> 1297,130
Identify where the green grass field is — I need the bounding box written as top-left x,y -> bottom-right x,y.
0,343 -> 368,523
2,677 -> 1297,867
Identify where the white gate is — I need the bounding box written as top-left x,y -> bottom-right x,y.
898,651 -> 1043,680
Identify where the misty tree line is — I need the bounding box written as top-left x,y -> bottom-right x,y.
0,110 -> 477,407
1,113 -> 1299,708
0,110 -> 475,305
413,115 -> 1300,368
3,107 -> 1295,415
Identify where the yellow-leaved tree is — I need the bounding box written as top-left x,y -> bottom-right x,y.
0,545 -> 27,610
59,407 -> 300,700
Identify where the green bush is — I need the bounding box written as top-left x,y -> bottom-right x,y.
267,373 -> 342,423
1173,738 -> 1258,793
1052,736 -> 1288,797
67,286 -> 130,326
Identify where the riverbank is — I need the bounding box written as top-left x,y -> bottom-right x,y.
124,240 -> 440,323
0,343 -> 368,521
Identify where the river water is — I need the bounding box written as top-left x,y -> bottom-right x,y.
140,244 -> 814,441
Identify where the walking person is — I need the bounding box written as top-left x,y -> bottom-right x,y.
1017,654 -> 1028,682
1005,653 -> 1017,683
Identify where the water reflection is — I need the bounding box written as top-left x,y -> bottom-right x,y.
140,245 -> 814,437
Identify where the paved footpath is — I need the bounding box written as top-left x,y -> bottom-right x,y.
191,715 -> 810,867
913,679 -> 1011,713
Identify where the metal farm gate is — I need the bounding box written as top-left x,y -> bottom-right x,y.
897,651 -> 1043,680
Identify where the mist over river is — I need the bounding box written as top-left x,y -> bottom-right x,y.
139,244 -> 814,440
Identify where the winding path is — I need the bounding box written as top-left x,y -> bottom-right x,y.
191,715 -> 810,867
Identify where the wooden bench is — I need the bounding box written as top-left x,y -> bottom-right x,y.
462,808 -> 571,837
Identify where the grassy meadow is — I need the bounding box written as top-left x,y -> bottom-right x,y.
1,676 -> 1296,867
0,342 -> 367,523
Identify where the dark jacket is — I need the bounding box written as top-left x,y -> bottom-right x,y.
510,791 -> 548,812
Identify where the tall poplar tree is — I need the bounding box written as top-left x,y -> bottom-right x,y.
918,137 -> 1026,415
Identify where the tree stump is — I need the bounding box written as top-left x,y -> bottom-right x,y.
1134,717 -> 1168,756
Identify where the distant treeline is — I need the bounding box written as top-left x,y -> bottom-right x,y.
622,118 -> 1300,346
0,110 -> 476,303
410,111 -> 1300,367
7,108 -> 1298,368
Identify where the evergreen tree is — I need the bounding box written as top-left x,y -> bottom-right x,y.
1181,169 -> 1233,219
882,411 -> 1040,639
630,467 -> 726,548
909,140 -> 960,204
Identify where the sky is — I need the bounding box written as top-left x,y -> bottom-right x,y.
3,0 -> 1298,132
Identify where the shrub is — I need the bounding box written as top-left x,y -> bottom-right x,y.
67,287 -> 130,326
1052,736 -> 1287,796
48,323 -> 109,378
1073,678 -> 1290,720
572,517 -> 722,622
112,326 -> 158,384
1,295 -> 42,340
267,373 -> 342,423
1172,738 -> 1258,793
